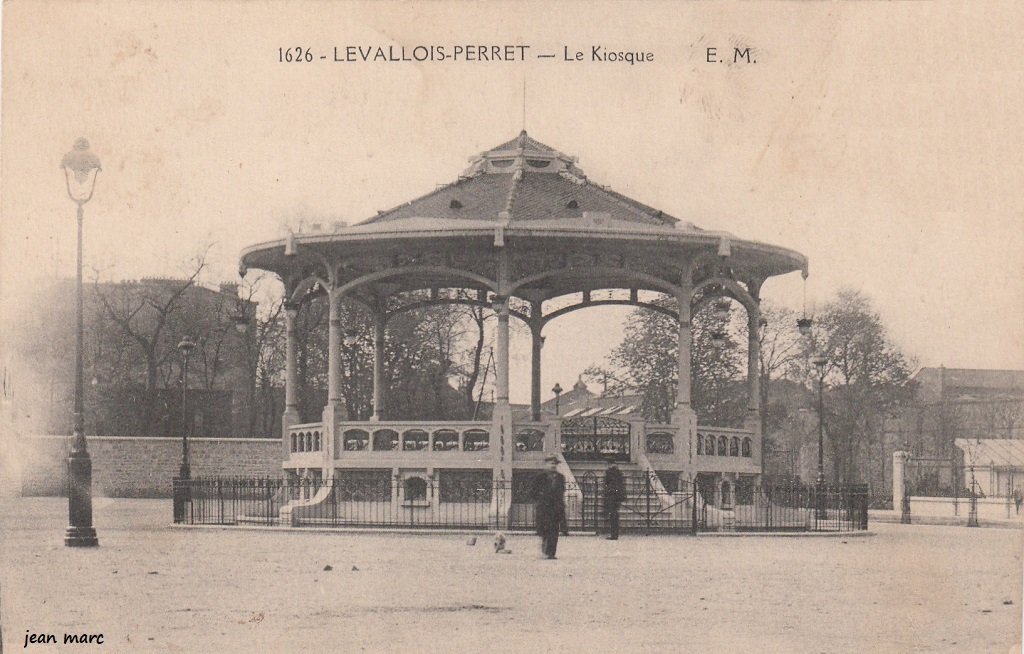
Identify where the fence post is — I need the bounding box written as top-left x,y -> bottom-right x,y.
691,481 -> 698,535
172,478 -> 183,524
894,451 -> 911,524
644,472 -> 652,536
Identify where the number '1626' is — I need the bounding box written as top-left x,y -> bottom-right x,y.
279,47 -> 313,62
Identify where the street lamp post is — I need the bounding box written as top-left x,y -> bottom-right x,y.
967,464 -> 979,527
172,336 -> 196,522
62,138 -> 101,548
177,336 -> 197,479
552,383 -> 563,416
812,354 -> 828,520
900,432 -> 912,525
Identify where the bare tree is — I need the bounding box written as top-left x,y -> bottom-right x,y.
804,289 -> 916,486
92,255 -> 208,432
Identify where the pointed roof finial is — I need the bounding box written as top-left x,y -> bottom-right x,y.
522,78 -> 527,133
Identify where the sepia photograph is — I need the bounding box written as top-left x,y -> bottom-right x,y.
1,2 -> 1021,652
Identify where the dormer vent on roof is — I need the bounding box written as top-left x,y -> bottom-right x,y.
461,130 -> 581,177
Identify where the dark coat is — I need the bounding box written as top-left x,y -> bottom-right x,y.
532,470 -> 566,535
605,466 -> 626,507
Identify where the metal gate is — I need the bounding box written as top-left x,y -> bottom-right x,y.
576,470 -> 696,534
560,416 -> 631,462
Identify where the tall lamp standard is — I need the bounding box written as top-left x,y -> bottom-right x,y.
812,354 -> 828,519
552,383 -> 563,416
177,336 -> 197,480
172,336 -> 196,522
232,303 -> 253,437
62,138 -> 101,548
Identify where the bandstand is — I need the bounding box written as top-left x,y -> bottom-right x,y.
239,132 -> 807,528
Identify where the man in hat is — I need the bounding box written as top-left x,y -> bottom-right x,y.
604,460 -> 626,540
533,455 -> 567,559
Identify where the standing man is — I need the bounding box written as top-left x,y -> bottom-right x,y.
533,455 -> 566,559
604,461 -> 626,540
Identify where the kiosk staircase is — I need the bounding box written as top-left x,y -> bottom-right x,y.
569,463 -> 694,533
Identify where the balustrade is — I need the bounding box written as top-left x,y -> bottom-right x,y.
324,421 -> 517,458
694,427 -> 759,471
288,423 -> 324,454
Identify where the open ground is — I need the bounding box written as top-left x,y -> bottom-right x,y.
1,498 -> 1020,653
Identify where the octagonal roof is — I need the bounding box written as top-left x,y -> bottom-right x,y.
359,130 -> 683,230
241,132 -> 807,298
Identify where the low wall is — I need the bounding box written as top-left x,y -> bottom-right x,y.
909,495 -> 1021,522
7,435 -> 283,498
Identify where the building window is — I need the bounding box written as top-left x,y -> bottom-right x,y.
512,471 -> 542,503
403,476 -> 428,503
373,429 -> 399,451
735,476 -> 755,505
721,481 -> 733,507
707,434 -> 716,456
439,470 -> 492,503
696,436 -> 703,455
730,437 -> 740,457
742,438 -> 752,458
515,429 -> 545,452
463,429 -> 490,451
402,429 -> 429,451
717,435 -> 727,456
343,429 -> 369,451
432,429 -> 459,451
336,469 -> 391,502
646,433 -> 675,454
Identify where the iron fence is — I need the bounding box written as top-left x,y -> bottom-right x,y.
173,475 -> 868,533
692,482 -> 869,533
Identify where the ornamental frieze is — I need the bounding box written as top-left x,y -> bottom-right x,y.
341,251 -> 496,279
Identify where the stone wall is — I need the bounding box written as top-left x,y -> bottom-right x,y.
8,435 -> 283,498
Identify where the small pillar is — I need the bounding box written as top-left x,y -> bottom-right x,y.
490,296 -> 513,527
673,279 -> 698,475
321,292 -> 345,478
893,450 -> 911,524
371,310 -> 386,421
282,302 -> 301,459
327,297 -> 343,407
530,324 -> 543,422
744,304 -> 762,442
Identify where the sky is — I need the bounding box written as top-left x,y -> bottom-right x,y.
2,1 -> 1022,404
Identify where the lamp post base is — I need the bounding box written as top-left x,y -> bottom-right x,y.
64,526 -> 99,547
814,476 -> 827,520
66,442 -> 99,548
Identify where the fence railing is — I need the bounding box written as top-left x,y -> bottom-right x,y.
173,476 -> 868,533
694,482 -> 869,533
